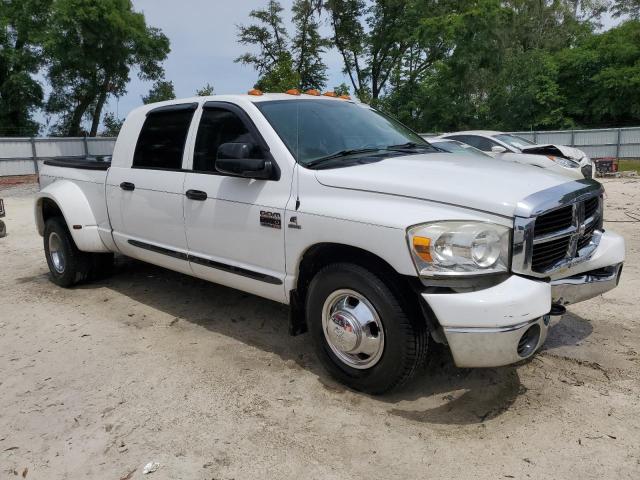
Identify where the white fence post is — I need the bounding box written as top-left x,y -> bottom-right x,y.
30,137 -> 39,175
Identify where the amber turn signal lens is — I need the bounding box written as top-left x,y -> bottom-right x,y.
248,89 -> 263,96
286,89 -> 301,95
412,236 -> 432,262
322,91 -> 337,97
305,89 -> 320,96
339,94 -> 351,100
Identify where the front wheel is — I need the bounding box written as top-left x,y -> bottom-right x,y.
306,263 -> 429,394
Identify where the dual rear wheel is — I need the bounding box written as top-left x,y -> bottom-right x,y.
43,217 -> 113,288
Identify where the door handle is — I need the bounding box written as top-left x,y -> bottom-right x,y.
120,182 -> 135,191
186,189 -> 208,201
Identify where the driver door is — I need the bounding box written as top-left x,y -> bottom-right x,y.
182,102 -> 291,302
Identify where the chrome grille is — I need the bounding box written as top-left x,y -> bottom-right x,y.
512,180 -> 604,278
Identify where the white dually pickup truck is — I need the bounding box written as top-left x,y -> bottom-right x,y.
35,93 -> 625,393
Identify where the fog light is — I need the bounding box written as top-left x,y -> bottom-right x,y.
517,324 -> 541,358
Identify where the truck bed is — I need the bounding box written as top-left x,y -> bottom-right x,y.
43,156 -> 112,171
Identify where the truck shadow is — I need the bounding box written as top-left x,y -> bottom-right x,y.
71,256 -> 587,425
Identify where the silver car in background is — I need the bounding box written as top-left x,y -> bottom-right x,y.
439,130 -> 594,179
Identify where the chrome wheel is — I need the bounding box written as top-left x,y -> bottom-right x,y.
321,289 -> 385,369
48,232 -> 65,274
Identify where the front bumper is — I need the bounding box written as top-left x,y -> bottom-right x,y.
551,263 -> 622,305
422,232 -> 624,368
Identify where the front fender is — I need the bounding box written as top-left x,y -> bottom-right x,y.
35,180 -> 110,253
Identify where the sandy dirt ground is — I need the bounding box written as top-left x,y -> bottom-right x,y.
0,179 -> 638,479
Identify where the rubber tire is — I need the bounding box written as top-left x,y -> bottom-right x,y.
0,220 -> 5,238
306,263 -> 429,394
43,217 -> 91,288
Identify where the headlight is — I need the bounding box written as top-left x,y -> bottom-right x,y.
407,221 -> 510,277
547,155 -> 579,169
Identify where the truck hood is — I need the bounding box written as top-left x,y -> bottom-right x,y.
315,153 -> 571,217
520,144 -> 586,161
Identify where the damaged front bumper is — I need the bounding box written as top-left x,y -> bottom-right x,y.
422,231 -> 624,368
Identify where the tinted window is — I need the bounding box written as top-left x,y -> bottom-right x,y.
133,108 -> 195,170
193,108 -> 260,172
431,140 -> 490,158
448,135 -> 500,152
256,100 -> 430,165
493,134 -> 535,149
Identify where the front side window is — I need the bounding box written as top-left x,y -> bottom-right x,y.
133,107 -> 195,169
193,108 -> 260,172
448,135 -> 502,152
255,100 -> 431,166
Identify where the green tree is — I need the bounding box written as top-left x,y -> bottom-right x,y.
611,0 -> 640,18
236,1 -> 288,77
45,0 -> 170,136
557,20 -> 640,127
101,112 -> 124,137
196,83 -> 215,96
142,79 -> 176,104
333,83 -> 351,96
0,0 -> 51,136
325,0 -> 415,103
236,0 -> 327,91
291,0 -> 329,90
255,55 -> 301,92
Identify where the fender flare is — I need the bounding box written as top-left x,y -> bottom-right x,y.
35,180 -> 110,253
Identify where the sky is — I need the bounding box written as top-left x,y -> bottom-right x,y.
102,0 -> 350,122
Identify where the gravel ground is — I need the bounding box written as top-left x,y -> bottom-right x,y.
0,179 -> 638,479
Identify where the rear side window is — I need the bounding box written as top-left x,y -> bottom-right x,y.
193,107 -> 260,172
448,135 -> 500,152
133,107 -> 196,170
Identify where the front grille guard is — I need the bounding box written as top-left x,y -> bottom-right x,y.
512,179 -> 604,278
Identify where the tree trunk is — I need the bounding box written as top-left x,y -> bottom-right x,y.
67,96 -> 93,137
90,89 -> 108,137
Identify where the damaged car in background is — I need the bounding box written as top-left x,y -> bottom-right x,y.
440,130 -> 594,179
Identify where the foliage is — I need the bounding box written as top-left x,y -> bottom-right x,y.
0,0 -> 52,136
101,112 -> 124,136
196,83 -> 215,96
44,0 -> 170,136
142,80 -> 176,104
611,0 -> 640,19
557,20 -> 640,127
333,83 -> 351,96
236,0 -> 328,91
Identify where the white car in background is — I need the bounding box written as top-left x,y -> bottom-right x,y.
439,131 -> 594,179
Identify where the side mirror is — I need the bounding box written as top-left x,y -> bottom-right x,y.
215,142 -> 273,179
491,145 -> 507,154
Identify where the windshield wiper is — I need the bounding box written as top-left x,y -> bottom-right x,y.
386,142 -> 434,151
305,148 -> 382,168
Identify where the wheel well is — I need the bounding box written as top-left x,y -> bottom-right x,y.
289,243 -> 425,335
36,198 -> 65,235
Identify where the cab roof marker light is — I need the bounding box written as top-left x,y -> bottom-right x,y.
305,89 -> 321,96
286,89 -> 301,96
339,94 -> 351,100
323,91 -> 337,97
248,89 -> 263,96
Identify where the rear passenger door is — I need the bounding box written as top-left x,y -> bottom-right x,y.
107,103 -> 197,275
182,102 -> 291,303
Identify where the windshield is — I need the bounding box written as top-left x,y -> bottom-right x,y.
493,134 -> 536,150
255,100 -> 431,166
431,140 -> 490,158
